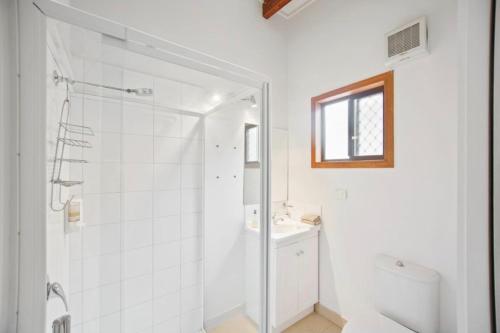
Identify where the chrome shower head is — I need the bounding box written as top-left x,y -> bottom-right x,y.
127,88 -> 154,96
241,95 -> 257,108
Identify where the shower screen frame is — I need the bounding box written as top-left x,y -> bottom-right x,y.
16,1 -> 272,332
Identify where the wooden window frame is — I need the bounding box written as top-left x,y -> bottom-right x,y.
311,71 -> 394,168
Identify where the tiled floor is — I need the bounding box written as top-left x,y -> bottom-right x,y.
208,312 -> 342,333
284,313 -> 342,333
208,314 -> 257,333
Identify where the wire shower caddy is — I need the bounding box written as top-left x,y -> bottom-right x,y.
50,73 -> 94,212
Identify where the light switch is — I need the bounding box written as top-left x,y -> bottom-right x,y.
335,189 -> 348,200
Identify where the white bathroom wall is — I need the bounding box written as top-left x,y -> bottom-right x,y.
0,0 -> 18,331
286,0 -> 458,332
69,0 -> 288,130
204,103 -> 260,325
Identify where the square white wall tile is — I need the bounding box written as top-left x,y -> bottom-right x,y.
100,163 -> 121,193
181,214 -> 201,239
83,163 -> 102,194
83,97 -> 103,133
122,246 -> 153,279
154,164 -> 180,190
122,275 -> 153,309
122,164 -> 154,192
101,100 -> 122,133
153,292 -> 180,324
83,253 -> 121,290
69,233 -> 83,260
122,220 -> 153,250
121,192 -> 153,221
82,283 -> 121,321
154,242 -> 181,271
101,313 -> 122,333
153,316 -> 180,333
153,216 -> 181,244
182,139 -> 203,164
83,193 -> 121,225
181,237 -> 202,263
69,95 -> 84,124
82,312 -> 121,333
181,164 -> 202,189
154,111 -> 181,138
153,190 -> 180,217
100,193 -> 121,223
154,137 -> 182,164
121,301 -> 153,333
181,189 -> 202,214
181,308 -> 203,333
153,266 -> 180,297
69,260 -> 83,294
122,134 -> 154,164
83,224 -> 121,258
123,102 -> 154,135
69,292 -> 83,325
181,261 -> 201,289
100,133 -> 121,163
181,285 -> 202,313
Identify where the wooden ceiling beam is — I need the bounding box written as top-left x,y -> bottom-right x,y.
263,0 -> 292,19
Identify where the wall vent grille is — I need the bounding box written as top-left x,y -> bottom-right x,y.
388,23 -> 420,57
385,17 -> 428,67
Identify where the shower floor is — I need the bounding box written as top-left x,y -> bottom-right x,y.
207,313 -> 342,333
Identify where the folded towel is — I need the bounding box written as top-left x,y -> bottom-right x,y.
301,214 -> 321,225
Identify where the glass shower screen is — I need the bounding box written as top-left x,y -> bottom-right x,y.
44,17 -> 267,333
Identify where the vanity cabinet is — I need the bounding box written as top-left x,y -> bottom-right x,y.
271,233 -> 319,330
245,227 -> 319,331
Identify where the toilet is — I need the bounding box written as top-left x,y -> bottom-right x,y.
343,254 -> 440,333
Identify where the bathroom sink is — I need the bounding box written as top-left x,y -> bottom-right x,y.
272,223 -> 310,234
246,217 -> 320,245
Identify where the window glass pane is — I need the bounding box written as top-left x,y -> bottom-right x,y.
246,125 -> 259,163
323,100 -> 349,160
353,92 -> 384,156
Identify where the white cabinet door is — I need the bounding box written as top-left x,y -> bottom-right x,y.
274,242 -> 300,326
298,236 -> 319,311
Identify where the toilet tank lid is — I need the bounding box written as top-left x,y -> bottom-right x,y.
375,254 -> 440,284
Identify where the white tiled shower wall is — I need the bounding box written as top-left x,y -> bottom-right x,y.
47,58 -> 204,333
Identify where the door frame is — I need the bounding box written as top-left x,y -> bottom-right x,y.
17,0 -> 272,332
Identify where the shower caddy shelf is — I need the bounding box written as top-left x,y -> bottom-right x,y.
50,73 -> 94,212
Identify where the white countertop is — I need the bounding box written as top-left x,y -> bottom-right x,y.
246,217 -> 321,246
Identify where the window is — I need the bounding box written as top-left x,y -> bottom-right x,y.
245,124 -> 259,167
311,71 -> 394,168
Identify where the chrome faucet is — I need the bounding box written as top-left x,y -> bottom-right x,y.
47,281 -> 71,333
272,212 -> 285,225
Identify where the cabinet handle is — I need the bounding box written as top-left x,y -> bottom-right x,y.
296,252 -> 300,256
300,250 -> 304,255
